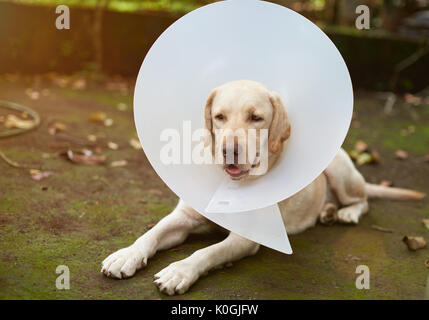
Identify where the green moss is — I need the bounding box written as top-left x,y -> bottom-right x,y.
1,83 -> 427,299
0,195 -> 24,213
381,122 -> 429,154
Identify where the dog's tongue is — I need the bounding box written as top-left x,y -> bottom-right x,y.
226,165 -> 242,175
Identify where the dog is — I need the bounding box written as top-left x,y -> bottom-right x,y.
101,80 -> 425,295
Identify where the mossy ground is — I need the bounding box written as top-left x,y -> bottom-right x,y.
0,78 -> 428,300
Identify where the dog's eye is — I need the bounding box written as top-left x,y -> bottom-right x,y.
251,114 -> 263,122
215,114 -> 226,121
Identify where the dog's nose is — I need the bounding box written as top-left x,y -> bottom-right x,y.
222,142 -> 242,162
223,146 -> 239,157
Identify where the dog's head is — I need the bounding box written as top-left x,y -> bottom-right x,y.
204,80 -> 290,180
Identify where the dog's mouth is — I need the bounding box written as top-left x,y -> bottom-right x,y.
224,164 -> 249,180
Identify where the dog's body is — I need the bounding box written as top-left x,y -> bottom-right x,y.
101,80 -> 424,295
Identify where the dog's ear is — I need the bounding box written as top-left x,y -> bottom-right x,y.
268,91 -> 291,154
204,89 -> 217,148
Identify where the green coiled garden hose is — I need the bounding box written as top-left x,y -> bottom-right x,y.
0,100 -> 40,138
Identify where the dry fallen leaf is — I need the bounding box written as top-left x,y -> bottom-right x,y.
60,149 -> 106,166
52,75 -> 70,88
104,118 -> 114,127
371,225 -> 394,233
48,122 -> 67,135
425,260 -> 429,269
110,160 -> 127,167
345,254 -> 361,262
29,169 -> 53,181
4,114 -> 35,129
400,129 -> 409,136
72,78 -> 86,90
349,141 -> 380,166
354,140 -> 368,153
88,112 -> 107,123
25,88 -> 40,100
129,138 -> 142,150
370,150 -> 380,164
53,122 -> 66,131
117,103 -> 127,111
395,150 -> 408,160
146,222 -> 156,229
348,149 -> 360,161
356,152 -> 372,166
87,135 -> 97,142
107,142 -> 118,150
422,219 -> 429,230
404,93 -> 422,106
402,236 -> 426,251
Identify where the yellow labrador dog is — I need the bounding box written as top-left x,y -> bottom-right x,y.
101,80 -> 424,295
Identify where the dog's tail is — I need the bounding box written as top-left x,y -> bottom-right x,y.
365,183 -> 425,200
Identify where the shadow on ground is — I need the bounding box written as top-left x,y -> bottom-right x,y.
0,77 -> 428,299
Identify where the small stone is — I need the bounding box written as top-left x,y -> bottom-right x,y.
395,150 -> 408,160
402,236 -> 426,251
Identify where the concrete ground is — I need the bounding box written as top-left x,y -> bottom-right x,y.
0,76 -> 428,299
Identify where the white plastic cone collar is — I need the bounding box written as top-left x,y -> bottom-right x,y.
134,0 -> 353,254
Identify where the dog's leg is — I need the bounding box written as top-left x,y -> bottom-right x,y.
154,232 -> 259,295
319,203 -> 338,225
324,149 -> 368,224
324,149 -> 367,204
101,200 -> 209,279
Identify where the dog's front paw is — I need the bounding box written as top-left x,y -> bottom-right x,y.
154,260 -> 200,295
101,246 -> 147,279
